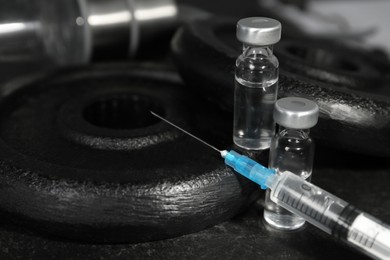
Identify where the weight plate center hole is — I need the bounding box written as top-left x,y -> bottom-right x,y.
286,45 -> 360,72
83,94 -> 165,130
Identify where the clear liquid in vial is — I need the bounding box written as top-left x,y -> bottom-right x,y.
264,130 -> 314,230
233,77 -> 278,150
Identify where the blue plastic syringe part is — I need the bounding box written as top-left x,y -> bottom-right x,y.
220,150 -> 277,190
150,112 -> 390,260
222,150 -> 390,260
150,111 -> 277,190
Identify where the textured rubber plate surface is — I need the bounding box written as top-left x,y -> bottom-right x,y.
0,63 -> 258,243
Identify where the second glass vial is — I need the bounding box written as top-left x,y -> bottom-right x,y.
264,97 -> 319,230
233,17 -> 281,150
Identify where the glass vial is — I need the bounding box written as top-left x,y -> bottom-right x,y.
264,97 -> 319,230
233,17 -> 282,150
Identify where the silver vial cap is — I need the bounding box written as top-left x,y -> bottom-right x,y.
274,97 -> 319,129
236,17 -> 281,46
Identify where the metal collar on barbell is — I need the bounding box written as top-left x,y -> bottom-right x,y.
78,0 -> 178,57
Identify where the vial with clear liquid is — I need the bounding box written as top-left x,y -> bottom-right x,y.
233,17 -> 281,150
264,97 -> 319,230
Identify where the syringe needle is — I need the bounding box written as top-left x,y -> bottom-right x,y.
150,111 -> 224,155
152,111 -> 390,259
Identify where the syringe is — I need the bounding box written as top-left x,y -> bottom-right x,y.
151,112 -> 390,260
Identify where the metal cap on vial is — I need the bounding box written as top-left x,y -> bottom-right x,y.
236,17 -> 281,46
274,97 -> 319,129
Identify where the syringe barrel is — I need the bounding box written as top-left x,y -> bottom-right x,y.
270,171 -> 390,260
270,171 -> 350,235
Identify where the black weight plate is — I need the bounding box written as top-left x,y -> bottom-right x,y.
171,17 -> 390,157
0,63 -> 259,243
